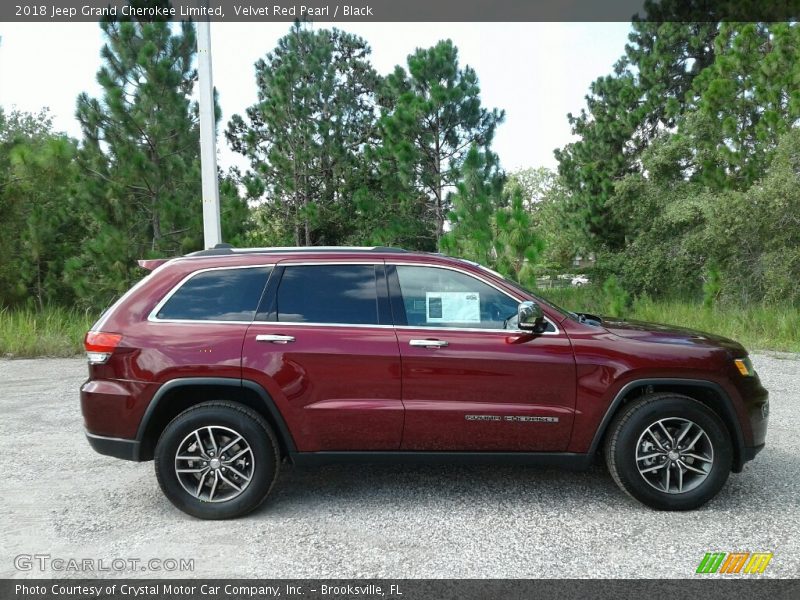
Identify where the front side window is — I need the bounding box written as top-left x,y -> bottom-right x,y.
156,267 -> 271,321
276,265 -> 380,325
395,265 -> 520,329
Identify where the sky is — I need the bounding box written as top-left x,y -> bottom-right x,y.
0,21 -> 631,173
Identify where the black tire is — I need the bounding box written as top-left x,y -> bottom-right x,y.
604,393 -> 732,510
155,401 -> 279,519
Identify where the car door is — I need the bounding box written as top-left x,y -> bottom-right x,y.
389,263 -> 576,452
242,262 -> 404,452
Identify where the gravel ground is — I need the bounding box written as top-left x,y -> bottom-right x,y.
1,354 -> 798,579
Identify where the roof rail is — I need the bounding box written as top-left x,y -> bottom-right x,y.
186,244 -> 408,257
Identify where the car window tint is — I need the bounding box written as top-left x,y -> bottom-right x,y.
277,265 -> 379,325
395,265 -> 520,329
156,267 -> 271,321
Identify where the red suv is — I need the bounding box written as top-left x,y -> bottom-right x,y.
81,246 -> 768,519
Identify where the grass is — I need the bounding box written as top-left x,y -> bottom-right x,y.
540,286 -> 800,354
0,306 -> 97,358
1,291 -> 798,357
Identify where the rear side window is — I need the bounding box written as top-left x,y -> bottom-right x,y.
155,267 -> 271,322
276,265 -> 379,325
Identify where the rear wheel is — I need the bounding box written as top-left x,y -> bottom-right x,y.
604,393 -> 732,510
155,401 -> 279,519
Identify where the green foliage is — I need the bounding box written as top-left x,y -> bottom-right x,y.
227,23 -> 380,247
71,17 -> 248,309
228,30 -> 505,252
691,23 -> 800,189
377,40 -> 504,243
71,18 -> 201,308
0,305 -> 97,357
702,263 -> 722,310
440,147 -> 543,287
601,275 -> 630,318
555,17 -> 718,249
440,145 -> 502,266
542,286 -> 800,353
506,167 -> 578,273
557,19 -> 800,310
603,127 -> 800,306
0,109 -> 81,308
493,188 -> 543,287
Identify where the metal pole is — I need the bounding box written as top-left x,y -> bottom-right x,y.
197,16 -> 222,248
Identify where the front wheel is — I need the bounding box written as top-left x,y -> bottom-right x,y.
604,393 -> 732,510
155,401 -> 279,519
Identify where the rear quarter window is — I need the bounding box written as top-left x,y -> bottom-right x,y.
155,267 -> 272,322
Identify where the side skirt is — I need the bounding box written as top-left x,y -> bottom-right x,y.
289,451 -> 594,470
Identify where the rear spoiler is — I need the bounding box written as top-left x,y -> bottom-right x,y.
137,258 -> 170,271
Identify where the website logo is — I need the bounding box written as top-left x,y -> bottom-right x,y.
696,552 -> 773,574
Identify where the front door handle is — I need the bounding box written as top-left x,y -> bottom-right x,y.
409,339 -> 449,348
255,334 -> 296,344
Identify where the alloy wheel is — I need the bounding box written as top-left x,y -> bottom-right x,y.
174,425 -> 255,503
635,417 -> 714,494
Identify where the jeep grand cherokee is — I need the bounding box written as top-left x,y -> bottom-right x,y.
81,246 -> 769,519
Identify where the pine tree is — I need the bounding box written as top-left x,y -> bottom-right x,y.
440,146 -> 543,286
690,22 -> 800,189
0,109 -> 80,308
440,145 -> 502,266
227,23 -> 379,246
554,18 -> 718,250
493,188 -> 544,288
70,13 -> 246,308
378,40 -> 504,244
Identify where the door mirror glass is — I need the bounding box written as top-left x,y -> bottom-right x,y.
517,301 -> 545,332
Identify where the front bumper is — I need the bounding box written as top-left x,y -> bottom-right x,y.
743,443 -> 765,462
85,431 -> 142,461
735,376 -> 768,471
744,383 -> 769,448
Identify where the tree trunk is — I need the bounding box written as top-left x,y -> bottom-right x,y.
434,120 -> 444,243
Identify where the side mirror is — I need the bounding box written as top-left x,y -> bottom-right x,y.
517,301 -> 545,332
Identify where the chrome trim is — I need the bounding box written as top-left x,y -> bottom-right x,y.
394,325 -> 549,334
234,246 -> 382,253
255,334 -> 295,344
147,318 -> 255,325
249,321 -> 543,335
276,260 -> 383,266
253,321 -> 394,329
85,431 -> 136,443
147,259 -> 560,335
147,264 -> 274,323
409,339 -> 449,348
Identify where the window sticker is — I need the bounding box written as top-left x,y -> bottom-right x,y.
425,291 -> 480,323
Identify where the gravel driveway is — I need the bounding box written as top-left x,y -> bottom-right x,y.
1,354 -> 798,578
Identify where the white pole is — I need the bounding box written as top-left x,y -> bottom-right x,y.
197,16 -> 222,248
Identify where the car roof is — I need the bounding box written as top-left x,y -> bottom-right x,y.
139,244 -> 474,272
186,244 -> 410,257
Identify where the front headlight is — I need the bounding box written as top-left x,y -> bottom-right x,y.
734,357 -> 755,377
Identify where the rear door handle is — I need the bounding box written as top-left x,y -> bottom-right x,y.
409,339 -> 449,348
256,334 -> 296,344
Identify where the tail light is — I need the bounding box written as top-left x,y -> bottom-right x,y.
84,331 -> 122,364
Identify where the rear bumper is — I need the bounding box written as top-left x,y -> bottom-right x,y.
80,378 -> 158,440
85,431 -> 142,461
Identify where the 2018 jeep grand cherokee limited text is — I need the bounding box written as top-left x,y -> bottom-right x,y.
81,246 -> 769,519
